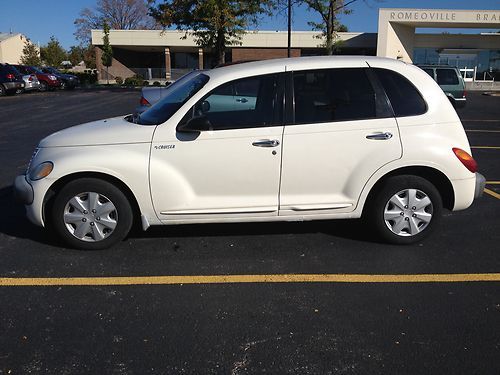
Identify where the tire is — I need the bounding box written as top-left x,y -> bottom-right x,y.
365,175 -> 442,245
61,81 -> 66,90
39,81 -> 48,92
51,178 -> 134,250
0,84 -> 5,96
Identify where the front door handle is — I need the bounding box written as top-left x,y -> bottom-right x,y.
236,97 -> 248,103
252,139 -> 280,147
366,132 -> 393,140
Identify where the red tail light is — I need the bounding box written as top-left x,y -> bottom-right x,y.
28,75 -> 33,81
6,73 -> 14,80
453,148 -> 477,173
140,96 -> 151,106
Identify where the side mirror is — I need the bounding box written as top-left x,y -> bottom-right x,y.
177,115 -> 212,133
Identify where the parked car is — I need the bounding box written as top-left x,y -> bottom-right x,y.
417,65 -> 467,108
15,56 -> 485,250
40,67 -> 79,90
17,65 -> 61,91
0,63 -> 24,96
12,65 -> 41,93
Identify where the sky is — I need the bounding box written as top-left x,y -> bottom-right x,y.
0,0 -> 498,50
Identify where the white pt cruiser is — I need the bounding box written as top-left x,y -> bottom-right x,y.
15,57 -> 485,250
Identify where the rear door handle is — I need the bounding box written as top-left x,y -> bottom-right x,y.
366,132 -> 393,140
236,98 -> 248,103
252,139 -> 280,147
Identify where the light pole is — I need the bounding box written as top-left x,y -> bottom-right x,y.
287,0 -> 291,57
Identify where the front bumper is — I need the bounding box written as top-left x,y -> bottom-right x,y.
475,172 -> 486,199
14,175 -> 33,205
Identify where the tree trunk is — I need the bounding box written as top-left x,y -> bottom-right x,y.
106,66 -> 109,85
216,29 -> 226,65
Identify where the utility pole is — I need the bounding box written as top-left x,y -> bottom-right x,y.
287,0 -> 291,57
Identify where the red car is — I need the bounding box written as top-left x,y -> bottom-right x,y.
16,65 -> 61,91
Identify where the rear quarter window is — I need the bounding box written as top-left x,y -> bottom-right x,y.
436,69 -> 459,85
374,68 -> 427,117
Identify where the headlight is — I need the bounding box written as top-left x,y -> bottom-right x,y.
29,162 -> 53,181
48,75 -> 57,80
26,148 -> 40,173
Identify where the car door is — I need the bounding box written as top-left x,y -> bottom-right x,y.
150,73 -> 284,222
279,67 -> 402,216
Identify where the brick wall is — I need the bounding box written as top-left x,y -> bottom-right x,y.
232,48 -> 301,62
95,47 -> 135,82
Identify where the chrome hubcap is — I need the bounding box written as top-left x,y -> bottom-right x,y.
383,189 -> 433,237
63,192 -> 117,242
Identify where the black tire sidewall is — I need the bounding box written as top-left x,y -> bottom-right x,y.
368,175 -> 443,245
51,178 -> 133,250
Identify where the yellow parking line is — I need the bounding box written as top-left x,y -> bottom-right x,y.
462,119 -> 500,122
1,273 -> 500,287
484,188 -> 500,200
486,181 -> 500,185
471,146 -> 500,150
466,130 -> 500,133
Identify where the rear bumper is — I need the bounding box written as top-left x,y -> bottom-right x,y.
3,81 -> 24,91
453,97 -> 467,109
474,172 -> 486,199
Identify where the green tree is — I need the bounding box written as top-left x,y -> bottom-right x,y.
302,0 -> 351,55
101,21 -> 113,84
40,36 -> 67,67
20,39 -> 41,66
149,0 -> 275,65
68,45 -> 86,66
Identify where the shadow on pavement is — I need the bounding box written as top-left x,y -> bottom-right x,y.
0,184 -> 376,246
0,186 -> 61,247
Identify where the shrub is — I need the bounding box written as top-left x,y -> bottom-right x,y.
143,81 -> 150,86
115,76 -> 123,85
153,81 -> 161,86
71,71 -> 98,85
123,74 -> 144,86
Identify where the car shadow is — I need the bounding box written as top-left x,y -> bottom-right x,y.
0,185 -> 62,247
0,184 -> 377,246
131,215 -> 376,244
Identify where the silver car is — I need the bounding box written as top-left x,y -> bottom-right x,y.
20,73 -> 41,92
13,65 -> 41,92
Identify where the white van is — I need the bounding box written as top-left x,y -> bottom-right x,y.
15,56 -> 485,250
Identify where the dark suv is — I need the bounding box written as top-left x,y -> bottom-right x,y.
418,65 -> 466,108
0,64 -> 24,96
40,67 -> 79,90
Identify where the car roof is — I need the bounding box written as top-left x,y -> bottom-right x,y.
203,55 -> 408,82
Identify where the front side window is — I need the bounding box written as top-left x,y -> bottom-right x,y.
185,74 -> 281,130
293,68 -> 386,124
436,69 -> 459,85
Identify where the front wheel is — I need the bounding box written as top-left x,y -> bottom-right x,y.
365,175 -> 442,245
51,178 -> 133,250
39,81 -> 48,92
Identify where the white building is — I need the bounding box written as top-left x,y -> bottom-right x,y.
91,8 -> 500,83
0,33 -> 28,64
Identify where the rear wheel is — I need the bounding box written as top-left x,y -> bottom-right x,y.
51,178 -> 134,250
0,84 -> 5,96
365,175 -> 442,244
39,81 -> 48,92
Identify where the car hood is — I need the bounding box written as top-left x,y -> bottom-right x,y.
39,116 -> 156,148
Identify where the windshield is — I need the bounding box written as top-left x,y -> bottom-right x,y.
29,66 -> 43,74
136,72 -> 209,125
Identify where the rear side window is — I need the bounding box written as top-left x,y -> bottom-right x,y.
436,69 -> 459,85
293,68 -> 389,124
374,68 -> 427,117
423,68 -> 434,79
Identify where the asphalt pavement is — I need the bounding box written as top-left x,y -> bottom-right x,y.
0,89 -> 499,374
